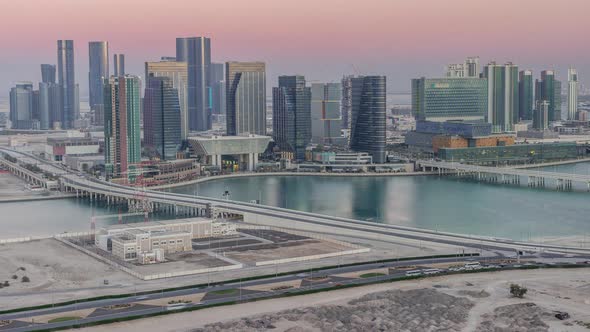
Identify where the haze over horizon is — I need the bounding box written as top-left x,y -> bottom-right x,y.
1,0 -> 589,96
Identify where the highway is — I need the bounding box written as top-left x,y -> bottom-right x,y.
2,148 -> 590,331
3,147 -> 590,258
3,255 -> 588,332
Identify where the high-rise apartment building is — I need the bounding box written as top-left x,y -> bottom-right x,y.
104,76 -> 141,178
533,100 -> 549,130
348,76 -> 386,164
445,56 -> 480,78
518,70 -> 534,121
39,82 -> 61,130
113,54 -> 125,76
226,62 -> 266,136
272,75 -> 311,161
211,63 -> 225,116
411,77 -> 488,122
143,76 -> 182,160
145,58 -> 189,139
341,76 -> 360,131
568,68 -> 578,121
535,70 -> 562,122
9,82 -> 38,130
483,62 -> 519,132
89,41 -> 109,126
57,40 -> 79,129
176,37 -> 211,131
41,64 -> 56,84
311,83 -> 343,144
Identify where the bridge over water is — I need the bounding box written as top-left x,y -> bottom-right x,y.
418,160 -> 590,191
3,147 -> 590,256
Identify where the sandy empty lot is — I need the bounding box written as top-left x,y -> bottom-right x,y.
0,239 -> 135,309
80,268 -> 590,332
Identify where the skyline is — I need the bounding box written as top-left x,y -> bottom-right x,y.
1,0 -> 589,96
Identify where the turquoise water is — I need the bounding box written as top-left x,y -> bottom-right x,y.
1,162 -> 589,240
171,174 -> 590,241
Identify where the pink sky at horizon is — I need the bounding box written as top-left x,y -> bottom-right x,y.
1,0 -> 589,95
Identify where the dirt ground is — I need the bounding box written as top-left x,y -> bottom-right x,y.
0,239 -> 135,309
80,268 -> 590,332
223,239 -> 354,265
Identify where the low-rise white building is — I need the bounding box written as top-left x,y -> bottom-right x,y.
96,218 -> 238,262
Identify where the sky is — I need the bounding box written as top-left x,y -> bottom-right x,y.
1,0 -> 589,96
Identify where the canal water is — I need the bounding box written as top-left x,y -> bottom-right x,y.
1,163 -> 589,241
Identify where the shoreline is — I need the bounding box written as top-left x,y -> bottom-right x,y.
0,193 -> 76,203
151,171 -> 439,190
511,157 -> 590,169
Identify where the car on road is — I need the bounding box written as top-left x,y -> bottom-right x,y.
135,295 -> 149,300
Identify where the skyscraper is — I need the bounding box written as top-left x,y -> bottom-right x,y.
341,75 -> 361,131
533,100 -> 549,130
272,75 -> 311,161
89,41 -> 109,126
9,82 -> 37,129
483,62 -> 519,132
348,76 -> 386,164
145,58 -> 189,139
568,68 -> 578,120
104,75 -> 141,179
176,37 -> 211,131
225,62 -> 266,136
445,56 -> 480,78
41,64 -> 56,84
113,54 -> 125,76
311,82 -> 343,144
57,40 -> 78,129
143,76 -> 182,160
535,70 -> 562,122
518,70 -> 534,121
39,82 -> 61,130
411,77 -> 487,122
211,63 -> 225,115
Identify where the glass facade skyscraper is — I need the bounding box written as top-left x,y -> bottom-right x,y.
89,41 -> 109,126
9,82 -> 36,129
145,58 -> 189,139
144,76 -> 182,160
568,68 -> 578,121
211,63 -> 225,116
348,76 -> 386,164
226,62 -> 266,136
113,54 -> 125,76
104,76 -> 141,178
272,75 -> 311,161
518,70 -> 534,121
57,40 -> 78,129
535,70 -> 562,122
533,100 -> 549,130
176,37 -> 211,132
483,62 -> 519,132
411,77 -> 488,122
39,81 -> 61,130
41,64 -> 56,84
